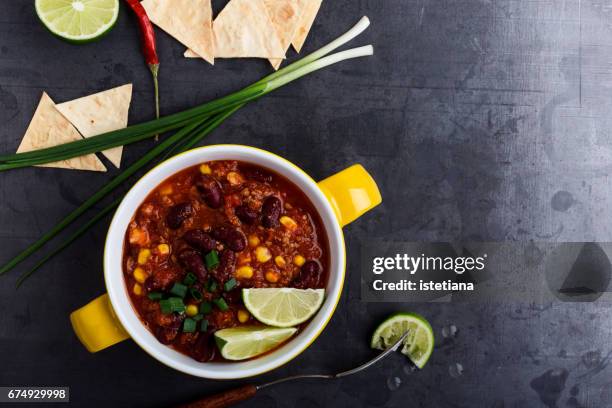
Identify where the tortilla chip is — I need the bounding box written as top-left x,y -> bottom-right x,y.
214,0 -> 286,59
265,0 -> 303,70
142,0 -> 214,64
55,84 -> 132,168
17,93 -> 106,172
292,0 -> 322,53
184,48 -> 199,58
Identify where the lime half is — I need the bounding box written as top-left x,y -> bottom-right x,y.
35,0 -> 119,43
242,288 -> 325,328
371,312 -> 434,369
215,326 -> 298,361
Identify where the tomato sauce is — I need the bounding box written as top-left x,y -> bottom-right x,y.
123,160 -> 329,362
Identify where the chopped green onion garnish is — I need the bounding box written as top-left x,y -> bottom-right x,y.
192,314 -> 204,321
147,292 -> 163,301
183,318 -> 196,333
183,272 -> 197,286
213,297 -> 229,311
200,319 -> 209,332
168,297 -> 186,313
170,282 -> 188,298
205,250 -> 219,269
224,278 -> 237,292
199,301 -> 212,314
189,287 -> 203,301
208,279 -> 218,293
159,299 -> 172,314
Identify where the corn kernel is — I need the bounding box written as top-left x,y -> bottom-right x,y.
133,267 -> 147,284
236,266 -> 254,279
237,309 -> 250,323
199,164 -> 212,174
186,304 -> 199,317
227,171 -> 244,185
157,244 -> 170,255
265,270 -> 280,283
280,216 -> 298,231
160,185 -> 173,195
137,249 -> 151,265
274,256 -> 286,268
293,255 -> 306,266
133,283 -> 143,296
255,246 -> 272,263
248,235 -> 260,248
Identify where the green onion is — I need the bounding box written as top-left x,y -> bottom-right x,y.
0,84 -> 267,170
205,250 -> 219,269
147,292 -> 163,301
159,299 -> 172,314
168,297 -> 186,313
169,282 -> 188,298
3,17 -> 374,285
183,272 -> 197,286
189,287 -> 203,301
213,297 -> 229,311
200,319 -> 209,332
208,280 -> 218,293
183,318 -> 197,333
199,301 -> 212,315
192,314 -> 204,321
224,278 -> 237,292
0,17 -> 372,170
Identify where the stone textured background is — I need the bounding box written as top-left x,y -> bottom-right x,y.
1,0 -> 612,407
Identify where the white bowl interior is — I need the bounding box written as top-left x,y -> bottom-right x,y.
104,145 -> 345,379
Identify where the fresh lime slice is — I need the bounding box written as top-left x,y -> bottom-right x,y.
242,288 -> 325,328
215,326 -> 298,361
371,312 -> 434,369
35,0 -> 119,43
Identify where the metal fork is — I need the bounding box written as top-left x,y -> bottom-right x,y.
176,332 -> 410,408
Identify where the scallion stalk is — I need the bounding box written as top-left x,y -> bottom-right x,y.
3,17 -> 375,285
0,17 -> 372,170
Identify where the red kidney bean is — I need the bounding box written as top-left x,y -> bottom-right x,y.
241,167 -> 273,183
261,196 -> 281,228
183,229 -> 216,252
234,205 -> 258,225
166,202 -> 193,229
295,260 -> 322,288
145,264 -> 182,291
211,225 -> 247,252
210,249 -> 235,284
197,175 -> 223,209
178,249 -> 207,281
155,327 -> 179,345
192,333 -> 217,362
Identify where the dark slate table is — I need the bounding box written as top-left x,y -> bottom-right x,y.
2,1 -> 612,407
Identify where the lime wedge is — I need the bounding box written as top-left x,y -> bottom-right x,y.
215,326 -> 298,361
371,312 -> 434,369
35,0 -> 119,43
242,288 -> 325,328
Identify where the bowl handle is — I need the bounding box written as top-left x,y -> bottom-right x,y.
70,294 -> 129,352
318,164 -> 382,227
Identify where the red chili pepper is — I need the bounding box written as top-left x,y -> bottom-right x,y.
123,0 -> 160,121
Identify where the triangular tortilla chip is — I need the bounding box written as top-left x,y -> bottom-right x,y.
184,48 -> 199,58
17,93 -> 106,172
214,0 -> 286,59
292,0 -> 322,53
142,0 -> 214,64
55,84 -> 132,168
265,0 -> 303,70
